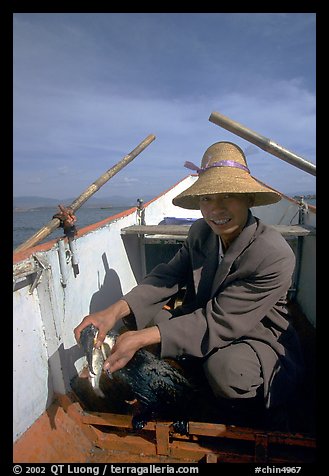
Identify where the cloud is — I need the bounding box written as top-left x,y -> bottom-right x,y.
13,81 -> 316,197
13,13 -> 316,198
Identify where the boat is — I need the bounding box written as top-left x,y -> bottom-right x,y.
13,112 -> 316,464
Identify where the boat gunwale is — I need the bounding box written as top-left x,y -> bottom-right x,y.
13,175 -> 316,264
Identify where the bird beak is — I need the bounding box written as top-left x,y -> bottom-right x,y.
79,324 -> 98,375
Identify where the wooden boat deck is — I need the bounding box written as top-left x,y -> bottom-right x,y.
13,390 -> 316,464
13,301 -> 316,464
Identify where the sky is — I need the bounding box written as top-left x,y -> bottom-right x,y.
13,12 -> 316,201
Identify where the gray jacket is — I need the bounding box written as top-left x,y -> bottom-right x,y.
124,211 -> 303,405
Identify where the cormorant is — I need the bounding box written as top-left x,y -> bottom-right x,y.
78,324 -> 196,433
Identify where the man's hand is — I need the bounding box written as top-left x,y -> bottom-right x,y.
104,326 -> 161,373
74,299 -> 131,348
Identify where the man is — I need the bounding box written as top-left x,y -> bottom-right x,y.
74,141 -> 303,422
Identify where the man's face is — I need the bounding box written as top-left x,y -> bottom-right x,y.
199,193 -> 251,246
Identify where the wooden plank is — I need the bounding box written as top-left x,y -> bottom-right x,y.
121,224 -> 315,238
81,411 -> 156,430
81,411 -> 315,449
255,433 -> 269,463
121,225 -> 191,236
184,421 -> 228,437
269,224 -> 315,237
155,423 -> 171,455
170,440 -> 254,463
91,426 -> 158,456
51,395 -> 315,463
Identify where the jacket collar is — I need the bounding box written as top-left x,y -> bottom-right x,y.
192,229 -> 218,296
210,211 -> 258,296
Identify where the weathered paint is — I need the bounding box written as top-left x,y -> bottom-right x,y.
13,287 -> 50,441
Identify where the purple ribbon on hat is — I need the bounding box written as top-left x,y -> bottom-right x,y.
184,160 -> 250,174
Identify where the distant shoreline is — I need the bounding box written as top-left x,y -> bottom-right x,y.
292,194 -> 316,200
13,205 -> 128,212
13,194 -> 316,212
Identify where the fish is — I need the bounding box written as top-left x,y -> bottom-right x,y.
87,346 -> 107,397
78,324 -> 196,433
78,323 -> 115,397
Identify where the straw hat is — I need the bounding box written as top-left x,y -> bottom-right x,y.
172,141 -> 282,210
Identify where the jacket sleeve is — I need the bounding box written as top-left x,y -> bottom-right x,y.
156,244 -> 296,359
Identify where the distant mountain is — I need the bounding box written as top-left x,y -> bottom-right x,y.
13,196 -> 59,209
13,194 -> 155,210
14,190 -> 315,211
288,190 -> 316,198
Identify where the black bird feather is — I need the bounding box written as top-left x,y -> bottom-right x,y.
79,324 -> 196,433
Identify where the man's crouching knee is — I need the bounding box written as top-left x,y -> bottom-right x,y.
203,343 -> 264,400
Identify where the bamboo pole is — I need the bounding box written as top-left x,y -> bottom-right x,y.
209,111 -> 316,176
14,134 -> 156,254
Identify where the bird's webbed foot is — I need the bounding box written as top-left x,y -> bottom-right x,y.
132,414 -> 148,431
131,405 -> 154,431
172,419 -> 189,436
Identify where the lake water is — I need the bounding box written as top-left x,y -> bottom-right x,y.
13,197 -> 316,251
13,206 -> 130,250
